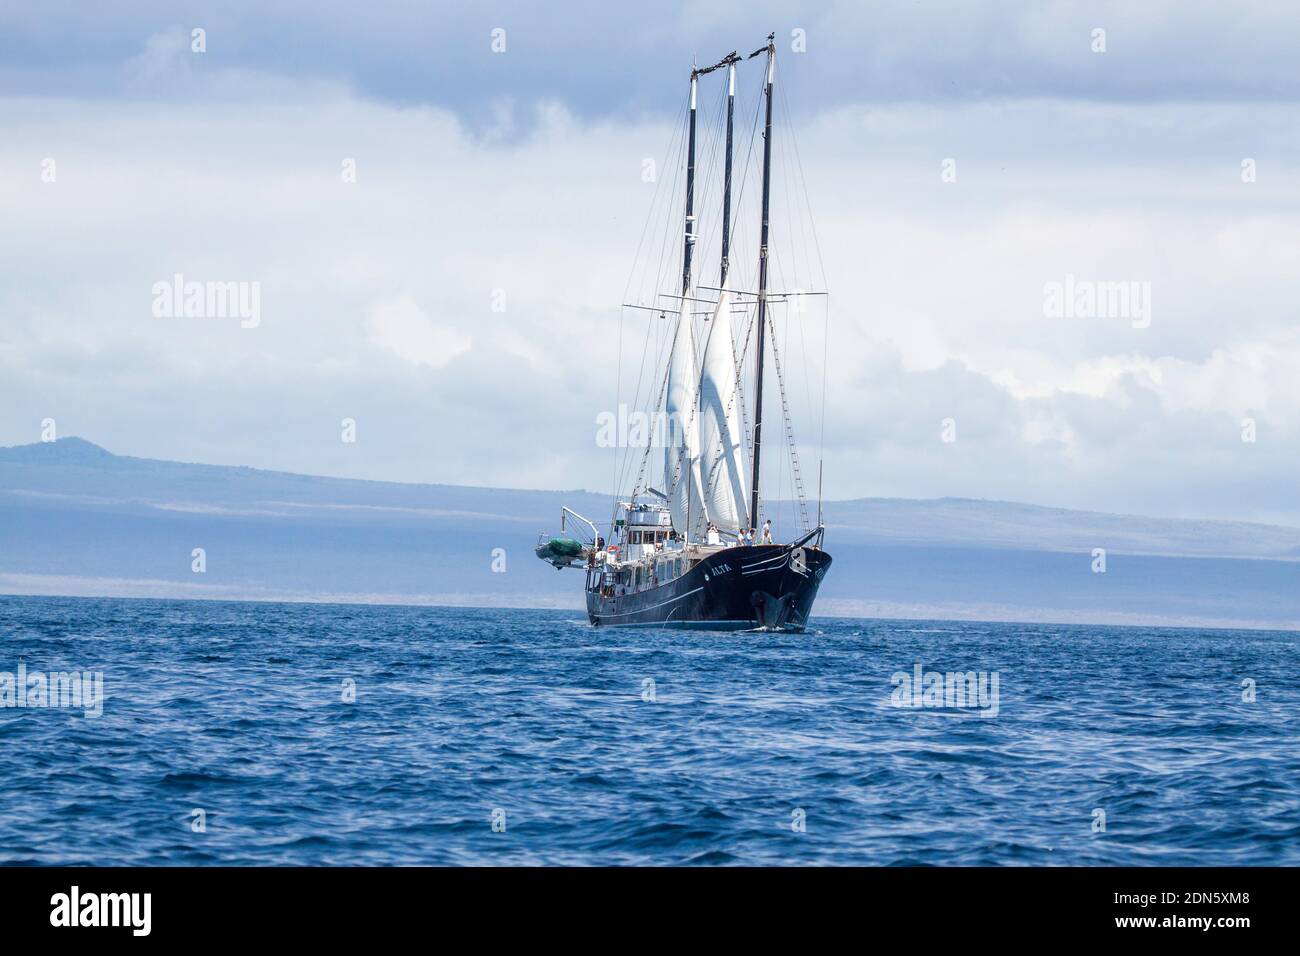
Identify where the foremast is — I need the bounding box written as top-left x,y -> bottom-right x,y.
669,52 -> 740,541
681,71 -> 698,300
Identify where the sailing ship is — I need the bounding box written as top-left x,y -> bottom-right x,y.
537,34 -> 832,630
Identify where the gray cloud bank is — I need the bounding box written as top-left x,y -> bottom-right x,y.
2,2 -> 1298,525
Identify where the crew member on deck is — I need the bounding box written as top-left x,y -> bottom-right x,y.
761,520 -> 773,545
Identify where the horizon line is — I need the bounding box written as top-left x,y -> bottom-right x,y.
5,434 -> 1300,533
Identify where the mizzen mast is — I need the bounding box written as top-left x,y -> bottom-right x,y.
748,34 -> 776,531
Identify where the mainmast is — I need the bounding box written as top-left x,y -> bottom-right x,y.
748,35 -> 775,531
720,56 -> 737,287
678,67 -> 699,541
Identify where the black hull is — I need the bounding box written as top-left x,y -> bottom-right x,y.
586,542 -> 831,631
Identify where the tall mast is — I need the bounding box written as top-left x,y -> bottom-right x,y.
681,70 -> 698,297
680,68 -> 698,540
720,59 -> 736,287
748,36 -> 775,531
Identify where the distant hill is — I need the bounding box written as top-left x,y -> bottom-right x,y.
826,496 -> 1300,560
0,435 -> 117,465
2,438 -> 1297,629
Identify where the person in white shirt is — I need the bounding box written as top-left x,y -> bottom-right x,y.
706,522 -> 721,546
761,520 -> 773,545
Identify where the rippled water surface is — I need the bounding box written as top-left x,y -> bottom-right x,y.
1,596 -> 1297,865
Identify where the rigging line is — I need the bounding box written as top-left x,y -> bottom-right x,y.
712,73 -> 733,277
624,80 -> 702,505
712,294 -> 752,442
621,63 -> 759,515
655,79 -> 730,507
661,74 -> 736,526
819,292 -> 829,502
633,129 -> 686,494
620,98 -> 687,306
770,92 -> 819,434
696,70 -> 732,288
625,186 -> 680,464
644,105 -> 689,327
692,77 -> 729,259
773,313 -> 793,532
771,301 -> 787,523
647,131 -> 685,317
784,308 -> 802,532
624,310 -> 673,503
766,305 -> 811,530
778,75 -> 832,490
738,57 -> 764,530
657,316 -> 686,495
721,75 -> 762,332
726,64 -> 767,279
614,204 -> 672,525
634,108 -> 686,334
777,95 -> 813,311
613,97 -> 689,521
775,122 -> 801,299
722,84 -> 755,293
734,304 -> 757,448
759,79 -> 818,528
779,73 -> 830,292
695,76 -> 738,309
676,63 -> 762,503
706,310 -> 753,511
628,314 -> 674,501
666,294 -> 708,513
768,239 -> 817,442
620,110 -> 684,337
760,295 -> 802,528
703,78 -> 732,275
730,312 -> 751,473
679,76 -> 734,480
638,83 -> 691,318
630,122 -> 686,355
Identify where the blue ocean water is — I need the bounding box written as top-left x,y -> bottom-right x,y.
0,595 -> 1297,866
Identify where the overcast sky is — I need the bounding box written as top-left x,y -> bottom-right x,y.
3,1 -> 1299,524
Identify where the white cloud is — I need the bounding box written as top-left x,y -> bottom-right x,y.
124,31 -> 190,83
1,71 -> 1298,522
366,296 -> 471,369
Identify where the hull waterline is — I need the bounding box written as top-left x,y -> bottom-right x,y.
586,542 -> 831,631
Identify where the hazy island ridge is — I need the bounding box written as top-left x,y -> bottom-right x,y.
2,438 -> 1297,630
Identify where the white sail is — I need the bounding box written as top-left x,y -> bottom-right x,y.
664,301 -> 707,534
697,288 -> 749,534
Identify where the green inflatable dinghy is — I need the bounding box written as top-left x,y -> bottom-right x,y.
535,537 -> 586,568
